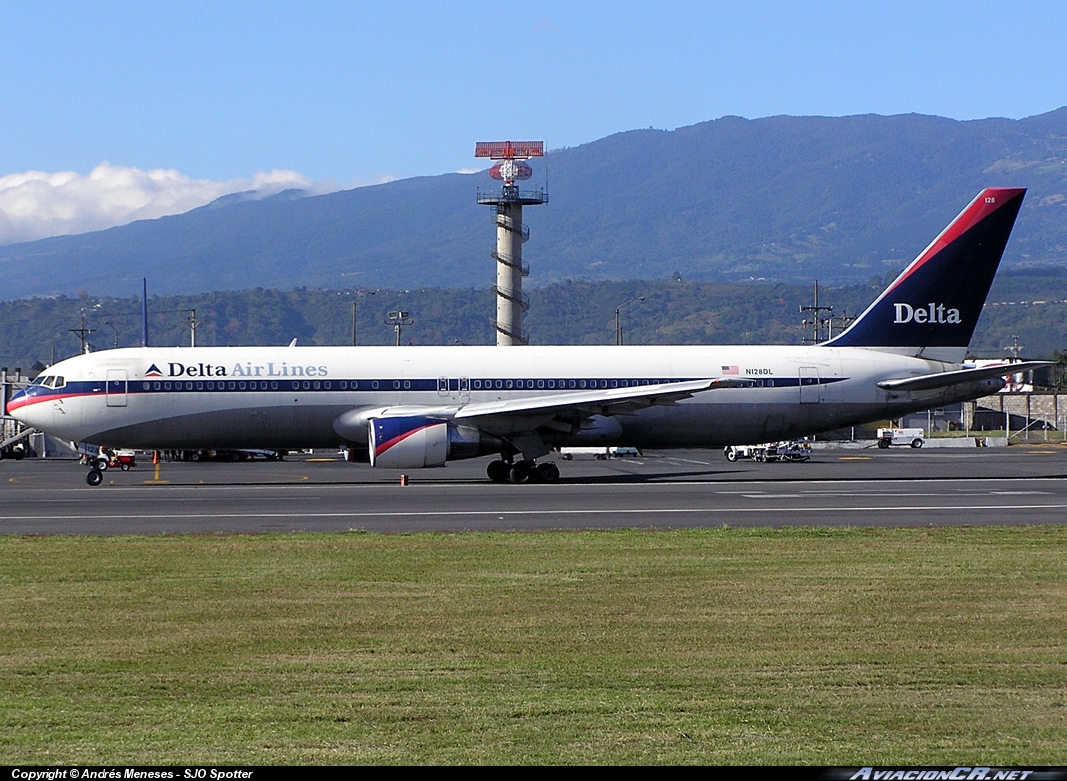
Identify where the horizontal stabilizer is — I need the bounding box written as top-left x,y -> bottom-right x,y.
876,361 -> 1051,393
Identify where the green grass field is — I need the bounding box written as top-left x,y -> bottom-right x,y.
2,527 -> 1065,765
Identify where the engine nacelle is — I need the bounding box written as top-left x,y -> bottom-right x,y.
367,415 -> 501,469
369,416 -> 449,469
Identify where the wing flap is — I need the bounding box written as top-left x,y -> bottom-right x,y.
876,361 -> 1051,393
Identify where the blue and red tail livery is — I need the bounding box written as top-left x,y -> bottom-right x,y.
827,187 -> 1025,349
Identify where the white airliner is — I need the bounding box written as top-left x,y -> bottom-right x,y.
6,187 -> 1046,485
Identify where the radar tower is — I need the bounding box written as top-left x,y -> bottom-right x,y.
475,141 -> 548,345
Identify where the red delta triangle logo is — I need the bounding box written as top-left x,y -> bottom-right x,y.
145,364 -> 163,378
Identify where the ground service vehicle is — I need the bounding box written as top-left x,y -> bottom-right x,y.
877,428 -> 925,448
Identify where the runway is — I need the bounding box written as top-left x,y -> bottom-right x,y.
3,447 -> 1067,535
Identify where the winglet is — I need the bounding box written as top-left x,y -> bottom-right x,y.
826,188 -> 1026,353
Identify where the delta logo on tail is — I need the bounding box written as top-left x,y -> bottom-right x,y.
145,364 -> 163,377
828,187 -> 1025,349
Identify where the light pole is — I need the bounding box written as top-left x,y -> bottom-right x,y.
615,296 -> 645,346
385,310 -> 414,346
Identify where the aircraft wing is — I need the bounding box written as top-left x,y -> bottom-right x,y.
876,361 -> 1052,393
454,377 -> 735,422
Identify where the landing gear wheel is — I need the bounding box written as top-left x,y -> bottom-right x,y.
487,460 -> 511,483
86,469 -> 103,486
510,462 -> 532,484
535,462 -> 560,483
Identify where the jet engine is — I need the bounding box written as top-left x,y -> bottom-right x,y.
367,415 -> 494,469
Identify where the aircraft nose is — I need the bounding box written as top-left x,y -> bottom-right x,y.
6,388 -> 38,425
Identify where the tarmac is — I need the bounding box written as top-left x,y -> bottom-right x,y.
4,445 -> 1067,535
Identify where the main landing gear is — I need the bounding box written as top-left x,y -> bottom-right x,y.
486,459 -> 560,484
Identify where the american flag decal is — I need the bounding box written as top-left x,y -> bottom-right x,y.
722,365 -> 739,375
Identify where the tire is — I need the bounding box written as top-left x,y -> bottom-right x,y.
725,448 -> 738,462
911,439 -> 923,449
190,451 -> 202,462
877,439 -> 890,449
95,458 -> 109,471
486,460 -> 511,483
120,463 -> 130,471
231,452 -> 242,461
536,462 -> 560,484
86,469 -> 103,486
510,463 -> 531,484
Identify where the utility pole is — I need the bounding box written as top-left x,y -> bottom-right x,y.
185,309 -> 203,347
352,290 -> 377,346
615,296 -> 645,345
1006,334 -> 1022,360
800,281 -> 834,344
827,310 -> 854,340
69,314 -> 95,354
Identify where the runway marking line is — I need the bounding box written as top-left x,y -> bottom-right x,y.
7,502 -> 1067,521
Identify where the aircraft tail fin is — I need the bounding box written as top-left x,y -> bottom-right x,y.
825,188 -> 1026,357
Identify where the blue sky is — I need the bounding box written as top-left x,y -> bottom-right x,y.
1,1 -> 1065,242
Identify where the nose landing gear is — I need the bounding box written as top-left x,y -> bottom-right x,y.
486,459 -> 561,484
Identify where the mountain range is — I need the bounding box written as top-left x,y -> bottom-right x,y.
1,109 -> 1066,300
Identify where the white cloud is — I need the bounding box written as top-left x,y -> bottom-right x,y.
0,162 -> 330,245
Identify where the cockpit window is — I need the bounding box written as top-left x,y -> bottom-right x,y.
53,376 -> 65,388
31,376 -> 48,385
